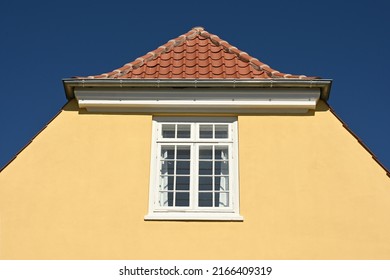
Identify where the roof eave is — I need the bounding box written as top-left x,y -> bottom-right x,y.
63,78 -> 332,101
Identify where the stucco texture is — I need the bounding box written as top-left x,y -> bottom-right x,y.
1,100 -> 389,259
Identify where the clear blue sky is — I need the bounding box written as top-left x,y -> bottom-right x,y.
1,0 -> 389,171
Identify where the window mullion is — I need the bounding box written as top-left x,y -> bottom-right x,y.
191,142 -> 198,209
194,123 -> 198,141
212,144 -> 215,208
190,123 -> 196,209
173,145 -> 177,207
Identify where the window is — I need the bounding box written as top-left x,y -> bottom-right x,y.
145,117 -> 242,221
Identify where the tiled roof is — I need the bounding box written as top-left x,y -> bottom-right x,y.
82,27 -> 317,80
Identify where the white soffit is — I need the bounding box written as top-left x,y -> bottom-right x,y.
74,88 -> 320,113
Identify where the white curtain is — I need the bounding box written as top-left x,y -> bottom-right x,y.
216,146 -> 229,207
160,146 -> 169,206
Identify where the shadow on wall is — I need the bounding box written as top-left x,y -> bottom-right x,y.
0,99 -> 329,171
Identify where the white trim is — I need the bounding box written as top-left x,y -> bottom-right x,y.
146,117 -> 241,221
232,119 -> 240,214
75,88 -> 320,113
154,116 -> 237,123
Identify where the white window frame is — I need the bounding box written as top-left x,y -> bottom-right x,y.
145,117 -> 243,221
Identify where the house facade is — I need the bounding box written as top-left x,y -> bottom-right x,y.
1,27 -> 390,259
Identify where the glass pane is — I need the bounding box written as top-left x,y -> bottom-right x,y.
161,146 -> 175,159
199,176 -> 213,190
199,146 -> 212,159
215,146 -> 229,160
215,161 -> 229,175
199,192 -> 213,207
176,161 -> 190,175
215,176 -> 229,191
176,176 -> 190,190
168,192 -> 174,206
177,146 -> 190,159
162,124 -> 175,138
215,192 -> 229,207
160,176 -> 174,190
161,160 -> 174,175
199,161 -> 212,175
159,191 -> 173,207
177,124 -> 191,138
175,192 -> 190,207
215,125 -> 228,138
199,125 -> 213,138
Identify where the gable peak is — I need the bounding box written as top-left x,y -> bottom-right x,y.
80,27 -> 317,80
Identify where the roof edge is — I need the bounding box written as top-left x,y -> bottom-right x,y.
0,101 -> 72,173
326,101 -> 390,178
63,78 -> 332,101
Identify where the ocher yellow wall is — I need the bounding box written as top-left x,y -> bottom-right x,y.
1,100 -> 389,259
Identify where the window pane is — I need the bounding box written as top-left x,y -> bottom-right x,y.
199,192 -> 213,207
215,125 -> 228,138
176,161 -> 190,175
199,125 -> 213,138
199,146 -> 212,159
177,124 -> 191,138
177,146 -> 190,159
199,176 -> 213,190
161,160 -> 174,175
199,161 -> 212,175
168,192 -> 174,206
215,176 -> 229,191
161,146 -> 175,159
162,124 -> 175,138
160,176 -> 174,190
215,192 -> 229,207
215,161 -> 229,175
175,192 -> 190,207
176,176 -> 190,190
215,146 -> 229,160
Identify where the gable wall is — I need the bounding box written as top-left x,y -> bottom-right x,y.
1,100 -> 389,259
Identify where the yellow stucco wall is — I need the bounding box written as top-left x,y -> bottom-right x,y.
1,100 -> 389,259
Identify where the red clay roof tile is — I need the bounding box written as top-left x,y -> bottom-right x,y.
81,27 -> 318,80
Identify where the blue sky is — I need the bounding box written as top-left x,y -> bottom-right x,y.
0,0 -> 389,171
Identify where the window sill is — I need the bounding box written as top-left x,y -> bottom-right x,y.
144,212 -> 244,221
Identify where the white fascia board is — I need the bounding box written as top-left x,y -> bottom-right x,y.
75,88 -> 320,113
78,99 -> 316,109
